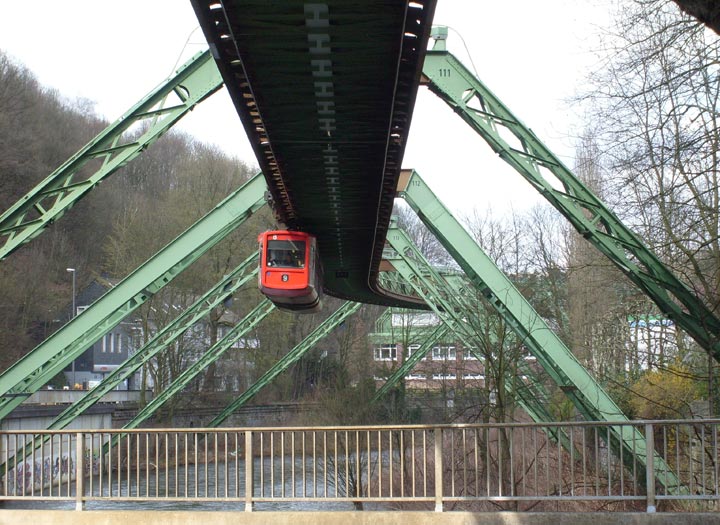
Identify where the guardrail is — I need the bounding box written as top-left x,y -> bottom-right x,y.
0,420 -> 718,512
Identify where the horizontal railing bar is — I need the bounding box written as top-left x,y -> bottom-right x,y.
2,418 -> 719,435
1,421 -> 718,511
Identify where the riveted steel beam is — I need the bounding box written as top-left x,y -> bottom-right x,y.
47,254 -> 260,431
397,170 -> 682,492
0,254 -> 261,476
0,50 -> 224,260
120,299 -> 275,431
423,47 -> 720,362
0,174 -> 266,421
207,301 -> 362,428
379,232 -> 567,439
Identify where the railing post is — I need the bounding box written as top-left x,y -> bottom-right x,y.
434,428 -> 443,512
645,424 -> 656,513
245,431 -> 253,512
75,432 -> 84,511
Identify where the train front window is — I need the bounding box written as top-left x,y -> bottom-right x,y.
267,240 -> 306,268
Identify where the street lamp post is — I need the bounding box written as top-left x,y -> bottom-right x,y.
66,268 -> 76,388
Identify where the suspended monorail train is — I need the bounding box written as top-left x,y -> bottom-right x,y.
257,230 -> 323,312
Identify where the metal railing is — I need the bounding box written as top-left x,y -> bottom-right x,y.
0,420 -> 718,512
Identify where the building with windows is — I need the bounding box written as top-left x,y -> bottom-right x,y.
62,277 -> 246,391
368,310 -> 486,391
62,278 -> 141,389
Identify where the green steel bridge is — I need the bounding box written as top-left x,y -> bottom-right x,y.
0,0 -> 719,513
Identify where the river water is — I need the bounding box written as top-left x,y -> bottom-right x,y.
2,455 -> 374,511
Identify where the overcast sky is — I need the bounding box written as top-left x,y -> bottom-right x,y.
0,1 -> 612,218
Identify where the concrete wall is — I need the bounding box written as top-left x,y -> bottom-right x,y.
2,404 -> 114,432
1,511 -> 719,525
23,390 -> 152,406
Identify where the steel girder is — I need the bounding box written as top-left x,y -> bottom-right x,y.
396,170 -> 681,492
442,273 -> 572,443
119,299 -> 275,431
422,47 -> 720,362
0,173 -> 267,421
0,255 -> 262,475
0,50 -> 223,261
103,301 -> 359,456
207,301 -> 362,428
45,254 -> 260,431
379,231 -> 566,434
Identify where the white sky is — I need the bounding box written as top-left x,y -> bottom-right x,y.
0,1 -> 611,218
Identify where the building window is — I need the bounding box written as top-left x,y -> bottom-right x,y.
407,344 -> 427,360
102,333 -> 113,353
432,373 -> 457,380
373,344 -> 398,361
463,346 -> 479,360
102,333 -> 122,353
405,373 -> 426,380
432,345 -> 456,361
462,373 -> 484,381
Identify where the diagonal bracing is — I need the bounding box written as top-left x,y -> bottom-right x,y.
0,174 -> 266,421
0,50 -> 223,260
395,170 -> 681,492
422,44 -> 720,361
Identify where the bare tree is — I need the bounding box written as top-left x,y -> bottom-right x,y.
581,0 -> 719,407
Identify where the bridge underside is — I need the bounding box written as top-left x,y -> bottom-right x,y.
673,0 -> 720,33
192,0 -> 436,307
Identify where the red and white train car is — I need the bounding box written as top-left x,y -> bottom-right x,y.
257,230 -> 322,312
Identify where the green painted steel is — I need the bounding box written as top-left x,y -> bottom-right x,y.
208,301 -> 362,428
0,174 -> 267,421
396,170 -> 681,492
192,0 -> 436,308
379,233 -> 567,437
46,254 -> 260,431
0,50 -> 223,261
120,299 -> 275,431
0,255 -> 261,476
422,46 -> 720,361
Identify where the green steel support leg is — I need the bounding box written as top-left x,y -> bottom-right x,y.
207,301 -> 362,428
0,50 -> 224,260
119,299 -> 275,430
47,255 -> 259,431
423,48 -> 720,361
396,170 -> 682,492
0,255 -> 260,476
379,245 -> 570,446
0,174 -> 267,421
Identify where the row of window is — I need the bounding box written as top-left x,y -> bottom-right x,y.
372,344 -> 479,361
374,374 -> 485,381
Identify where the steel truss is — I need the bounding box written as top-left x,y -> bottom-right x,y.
120,299 -> 275,431
0,50 -> 223,260
395,170 -> 681,491
207,300 -> 362,428
0,173 -> 266,420
378,230 -> 571,447
422,44 -> 720,361
0,31 -> 705,496
46,253 -> 261,431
